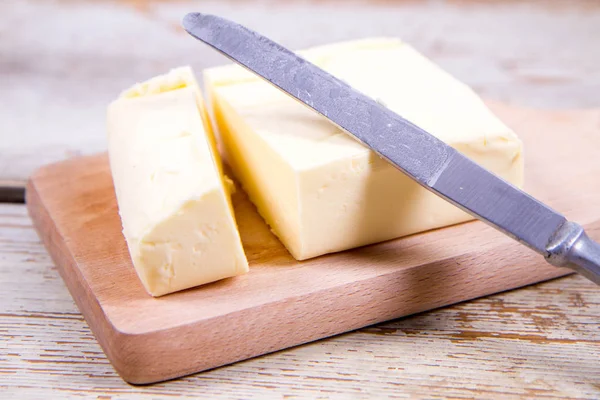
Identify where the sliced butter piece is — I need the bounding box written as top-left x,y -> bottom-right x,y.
107,67 -> 248,297
204,38 -> 524,261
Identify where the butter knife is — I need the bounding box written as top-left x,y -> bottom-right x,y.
182,13 -> 600,285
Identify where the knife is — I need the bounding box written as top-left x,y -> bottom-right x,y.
182,12 -> 600,285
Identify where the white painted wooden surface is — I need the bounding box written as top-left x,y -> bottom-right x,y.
2,203 -> 600,398
2,0 -> 600,185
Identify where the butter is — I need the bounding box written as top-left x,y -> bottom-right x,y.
204,39 -> 524,261
107,67 -> 248,296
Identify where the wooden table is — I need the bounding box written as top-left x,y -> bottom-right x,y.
2,0 -> 600,398
3,203 -> 600,398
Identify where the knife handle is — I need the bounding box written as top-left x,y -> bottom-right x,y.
546,221 -> 600,285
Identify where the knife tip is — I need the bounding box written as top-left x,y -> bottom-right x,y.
182,12 -> 203,31
182,12 -> 228,39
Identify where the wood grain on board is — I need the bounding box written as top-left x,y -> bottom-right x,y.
25,103 -> 600,384
2,0 -> 600,191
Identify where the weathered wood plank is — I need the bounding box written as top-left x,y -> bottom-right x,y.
2,0 -> 600,188
2,203 -> 599,397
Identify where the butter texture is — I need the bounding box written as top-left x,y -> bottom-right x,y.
108,67 -> 248,296
204,39 -> 524,260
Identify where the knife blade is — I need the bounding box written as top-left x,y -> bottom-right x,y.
182,12 -> 600,285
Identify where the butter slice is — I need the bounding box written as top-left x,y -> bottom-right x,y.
204,39 -> 524,261
107,67 -> 248,296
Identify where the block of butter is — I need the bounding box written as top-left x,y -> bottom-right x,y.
107,67 -> 248,296
204,39 -> 524,261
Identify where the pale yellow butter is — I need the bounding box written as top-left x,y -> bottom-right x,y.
204,39 -> 524,261
107,67 -> 248,297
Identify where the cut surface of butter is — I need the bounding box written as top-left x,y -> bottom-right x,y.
204,39 -> 524,261
108,67 -> 248,297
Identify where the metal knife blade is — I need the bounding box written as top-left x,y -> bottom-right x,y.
182,12 -> 600,284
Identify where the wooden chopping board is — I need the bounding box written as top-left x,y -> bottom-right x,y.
26,102 -> 600,384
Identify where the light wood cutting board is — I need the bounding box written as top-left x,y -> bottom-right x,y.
26,102 -> 600,384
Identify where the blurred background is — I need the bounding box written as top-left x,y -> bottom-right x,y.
2,0 -> 600,198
